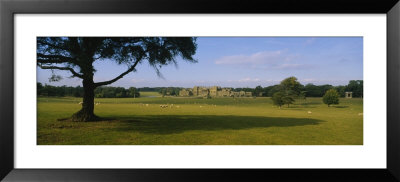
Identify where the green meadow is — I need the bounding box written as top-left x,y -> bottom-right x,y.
37,92 -> 363,145
138,91 -> 161,97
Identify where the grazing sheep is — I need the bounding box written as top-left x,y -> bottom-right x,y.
307,111 -> 312,114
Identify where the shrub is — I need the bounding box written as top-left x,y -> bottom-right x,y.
323,89 -> 340,107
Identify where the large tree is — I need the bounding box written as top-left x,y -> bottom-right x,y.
37,37 -> 197,121
279,76 -> 302,96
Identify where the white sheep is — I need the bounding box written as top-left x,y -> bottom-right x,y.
307,111 -> 312,114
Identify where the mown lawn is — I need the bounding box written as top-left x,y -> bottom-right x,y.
37,96 -> 363,145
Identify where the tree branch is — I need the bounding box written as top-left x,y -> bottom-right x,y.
37,53 -> 75,64
94,59 -> 140,87
37,39 -> 65,50
38,65 -> 84,79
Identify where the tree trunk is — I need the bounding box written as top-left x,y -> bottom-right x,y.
71,78 -> 99,122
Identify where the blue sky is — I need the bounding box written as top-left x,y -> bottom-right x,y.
37,37 -> 363,88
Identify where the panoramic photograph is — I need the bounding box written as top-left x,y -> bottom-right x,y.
37,37 -> 363,145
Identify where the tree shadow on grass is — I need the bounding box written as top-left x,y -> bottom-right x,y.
292,102 -> 320,108
110,115 -> 325,135
333,106 -> 349,108
57,116 -> 115,122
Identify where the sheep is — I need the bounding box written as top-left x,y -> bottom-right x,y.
146,104 -> 149,107
307,111 -> 312,114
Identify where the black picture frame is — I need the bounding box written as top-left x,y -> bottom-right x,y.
1,0 -> 399,181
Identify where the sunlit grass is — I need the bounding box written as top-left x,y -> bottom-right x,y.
139,91 -> 161,97
37,97 -> 363,145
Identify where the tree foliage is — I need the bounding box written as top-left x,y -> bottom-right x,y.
37,37 -> 197,84
263,80 -> 362,98
37,83 -> 140,98
254,85 -> 264,97
37,37 -> 197,121
94,87 -> 140,98
323,89 -> 340,107
282,92 -> 295,107
270,76 -> 301,108
271,92 -> 285,108
346,80 -> 363,97
279,76 -> 302,96
158,87 -> 182,96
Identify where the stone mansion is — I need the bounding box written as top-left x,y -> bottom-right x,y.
179,86 -> 252,98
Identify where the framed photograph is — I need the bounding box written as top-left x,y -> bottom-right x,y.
1,0 -> 400,181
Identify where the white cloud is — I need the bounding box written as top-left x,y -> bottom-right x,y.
301,78 -> 317,82
238,77 -> 261,82
214,50 -> 310,70
215,50 -> 286,65
276,64 -> 312,69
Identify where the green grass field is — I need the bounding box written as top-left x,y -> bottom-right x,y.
37,93 -> 363,145
138,91 -> 161,97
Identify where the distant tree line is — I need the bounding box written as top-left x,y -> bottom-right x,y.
139,87 -> 163,92
239,80 -> 363,98
158,87 -> 182,96
94,87 -> 140,98
37,83 -> 139,98
269,77 -> 348,108
37,83 -> 84,97
38,79 -> 363,99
